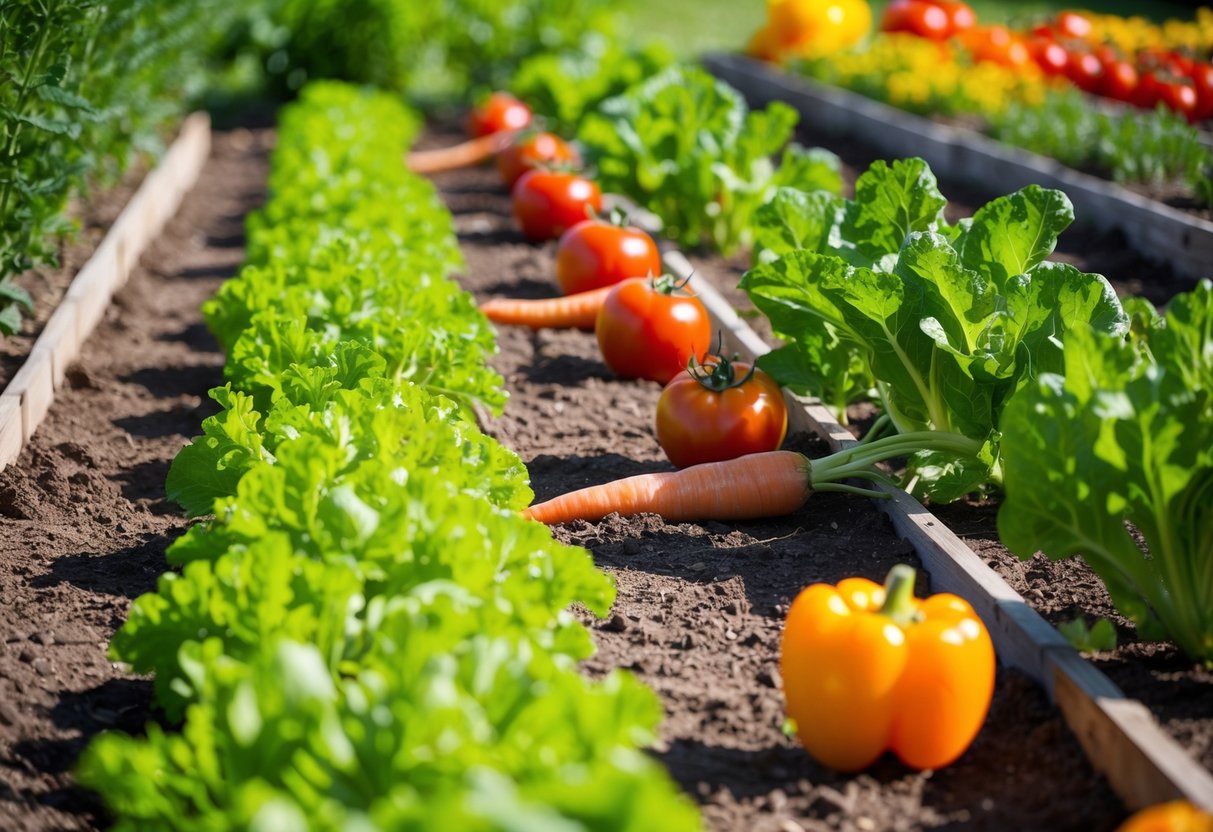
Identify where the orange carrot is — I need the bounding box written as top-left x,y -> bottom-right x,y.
480,286 -> 614,330
523,450 -> 812,524
406,130 -> 518,174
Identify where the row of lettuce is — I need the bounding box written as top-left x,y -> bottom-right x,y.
76,82 -> 699,830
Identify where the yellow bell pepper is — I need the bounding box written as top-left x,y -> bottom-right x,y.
780,564 -> 995,771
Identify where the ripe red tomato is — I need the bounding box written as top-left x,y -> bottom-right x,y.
656,355 -> 788,468
1101,59 -> 1139,102
596,277 -> 712,384
937,1 -> 976,36
1134,70 -> 1164,109
555,219 -> 662,296
511,170 -> 602,242
1054,11 -> 1093,40
1065,48 -> 1105,94
467,92 -> 532,138
881,1 -> 950,40
1031,38 -> 1069,77
1190,63 -> 1213,121
1159,80 -> 1199,121
496,132 -> 580,189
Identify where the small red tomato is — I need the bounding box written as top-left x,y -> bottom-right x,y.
1101,59 -> 1139,102
1054,10 -> 1093,40
1134,70 -> 1164,109
467,92 -> 532,138
1189,63 -> 1213,121
512,169 -> 602,242
1066,49 -> 1105,93
496,132 -> 580,189
656,354 -> 789,469
555,218 -> 662,296
1159,80 -> 1199,121
938,1 -> 976,36
1031,38 -> 1069,77
596,276 -> 713,384
881,0 -> 950,40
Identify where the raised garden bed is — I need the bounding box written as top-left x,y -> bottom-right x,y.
2,109 -> 1210,829
704,52 -> 1213,287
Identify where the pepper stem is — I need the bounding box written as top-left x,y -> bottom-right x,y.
879,564 -> 920,625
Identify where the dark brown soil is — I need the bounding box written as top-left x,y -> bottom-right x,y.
429,147 -> 1126,831
0,128 -> 270,830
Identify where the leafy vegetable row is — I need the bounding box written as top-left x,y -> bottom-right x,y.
78,81 -> 698,830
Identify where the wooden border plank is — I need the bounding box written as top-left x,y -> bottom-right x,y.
702,52 -> 1213,284
0,112 -> 212,473
663,247 -> 1213,811
0,395 -> 21,470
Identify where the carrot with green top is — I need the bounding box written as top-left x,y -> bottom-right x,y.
479,286 -> 613,330
522,432 -> 982,524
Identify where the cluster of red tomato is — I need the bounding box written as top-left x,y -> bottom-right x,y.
879,3 -> 1213,122
466,91 -> 790,471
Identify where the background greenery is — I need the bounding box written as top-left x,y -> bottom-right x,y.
619,0 -> 1202,59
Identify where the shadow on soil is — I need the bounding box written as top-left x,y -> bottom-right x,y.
31,533 -> 172,599
120,363 -> 223,400
1,678 -> 154,821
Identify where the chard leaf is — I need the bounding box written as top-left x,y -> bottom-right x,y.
751,187 -> 843,265
835,158 -> 946,269
955,185 -> 1074,286
999,285 -> 1213,662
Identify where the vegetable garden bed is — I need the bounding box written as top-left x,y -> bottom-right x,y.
704,52 -> 1213,285
419,126 -> 1145,831
2,106 -> 1210,831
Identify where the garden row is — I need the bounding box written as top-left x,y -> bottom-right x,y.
426,52 -> 1213,817
75,83 -> 698,829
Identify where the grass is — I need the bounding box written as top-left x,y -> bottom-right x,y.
617,0 -> 1204,59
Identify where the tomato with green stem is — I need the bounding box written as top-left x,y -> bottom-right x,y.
555,214 -> 662,296
656,351 -> 788,469
512,169 -> 602,242
467,92 -> 532,138
596,275 -> 712,384
496,131 -> 580,189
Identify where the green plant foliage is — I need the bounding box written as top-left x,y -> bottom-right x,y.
510,37 -> 675,134
991,90 -> 1213,197
0,0 -> 242,337
743,157 -> 1128,501
999,280 -> 1213,665
81,81 -> 699,830
579,65 -> 842,254
1058,617 -> 1119,654
232,0 -> 615,100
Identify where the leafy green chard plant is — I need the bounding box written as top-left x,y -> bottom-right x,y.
999,281 -> 1213,666
579,65 -> 843,254
743,157 -> 1128,502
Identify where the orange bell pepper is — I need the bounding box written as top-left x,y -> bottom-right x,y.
780,564 -> 995,771
1115,801 -> 1213,832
